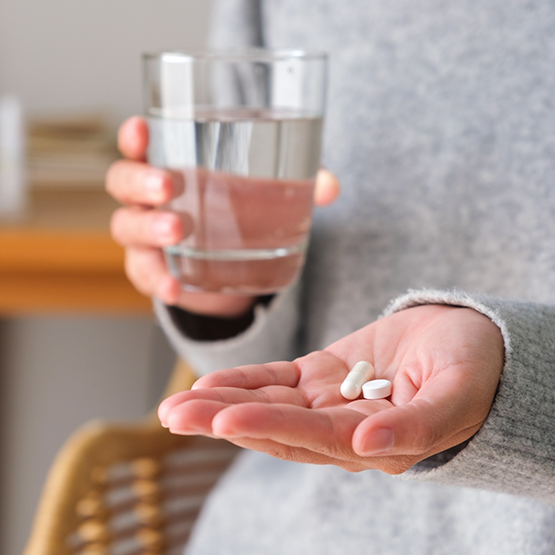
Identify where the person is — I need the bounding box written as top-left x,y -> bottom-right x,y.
106,0 -> 555,553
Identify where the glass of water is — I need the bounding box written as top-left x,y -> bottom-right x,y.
143,49 -> 328,295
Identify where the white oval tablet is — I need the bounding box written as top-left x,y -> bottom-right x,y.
362,379 -> 392,400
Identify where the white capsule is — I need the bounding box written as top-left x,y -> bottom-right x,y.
362,379 -> 392,400
340,361 -> 375,400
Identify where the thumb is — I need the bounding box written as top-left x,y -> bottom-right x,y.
351,390 -> 486,458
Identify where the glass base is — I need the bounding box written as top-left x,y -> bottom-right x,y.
164,243 -> 307,294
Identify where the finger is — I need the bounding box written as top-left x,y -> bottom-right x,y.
193,350 -> 347,401
221,431 -> 425,474
162,393 -> 359,467
192,361 -> 301,390
352,368 -> 492,457
163,392 -> 420,472
211,403 -> 367,461
118,116 -> 149,161
167,399 -> 227,435
124,247 -> 181,304
314,168 -> 341,206
228,437 -> 364,469
110,206 -> 190,248
106,159 -> 176,206
160,385 -> 307,429
124,245 -> 258,315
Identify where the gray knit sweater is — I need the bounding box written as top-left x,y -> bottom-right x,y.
155,1 -> 555,553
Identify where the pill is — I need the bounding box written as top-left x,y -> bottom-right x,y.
340,361 -> 375,400
362,379 -> 392,400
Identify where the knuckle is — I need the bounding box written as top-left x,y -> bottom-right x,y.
412,420 -> 440,454
378,456 -> 415,475
105,160 -> 123,194
123,250 -> 138,281
320,441 -> 351,461
266,444 -> 293,461
266,445 -> 321,466
106,159 -> 141,202
124,252 -> 151,296
109,208 -> 128,245
340,462 -> 361,472
341,461 -> 371,473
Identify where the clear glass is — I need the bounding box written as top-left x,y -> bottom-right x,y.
143,49 -> 328,294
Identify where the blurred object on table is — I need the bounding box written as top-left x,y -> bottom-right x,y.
0,95 -> 27,220
27,113 -> 120,191
0,111 -> 149,314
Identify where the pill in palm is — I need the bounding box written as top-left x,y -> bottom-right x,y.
340,361 -> 375,400
362,379 -> 392,400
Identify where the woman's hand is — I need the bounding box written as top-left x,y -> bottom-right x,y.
105,116 -> 340,317
158,305 -> 504,474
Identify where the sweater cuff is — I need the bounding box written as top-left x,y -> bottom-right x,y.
166,295 -> 274,342
383,288 -> 555,504
154,283 -> 301,377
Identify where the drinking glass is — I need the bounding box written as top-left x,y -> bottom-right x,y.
143,49 -> 327,294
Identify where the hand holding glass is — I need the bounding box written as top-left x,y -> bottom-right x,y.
143,50 -> 327,295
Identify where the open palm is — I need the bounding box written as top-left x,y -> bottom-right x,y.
159,304 -> 504,474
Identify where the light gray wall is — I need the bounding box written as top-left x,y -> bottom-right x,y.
0,0 -> 214,128
0,316 -> 167,555
0,2 -> 213,554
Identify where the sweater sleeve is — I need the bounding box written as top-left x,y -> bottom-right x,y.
383,289 -> 555,505
154,284 -> 301,377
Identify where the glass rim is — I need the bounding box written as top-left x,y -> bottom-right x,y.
143,48 -> 328,63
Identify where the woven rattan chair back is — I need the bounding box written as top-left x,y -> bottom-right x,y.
24,360 -> 239,555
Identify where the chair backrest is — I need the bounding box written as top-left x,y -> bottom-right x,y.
24,360 -> 239,555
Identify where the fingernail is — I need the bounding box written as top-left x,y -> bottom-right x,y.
145,172 -> 165,200
360,428 -> 394,455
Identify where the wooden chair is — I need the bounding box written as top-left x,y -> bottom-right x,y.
23,360 -> 240,555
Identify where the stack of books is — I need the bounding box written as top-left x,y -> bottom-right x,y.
27,115 -> 120,190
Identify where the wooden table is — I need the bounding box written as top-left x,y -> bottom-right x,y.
0,189 -> 152,315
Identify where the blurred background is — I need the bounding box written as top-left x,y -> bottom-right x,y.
0,1 -> 213,553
